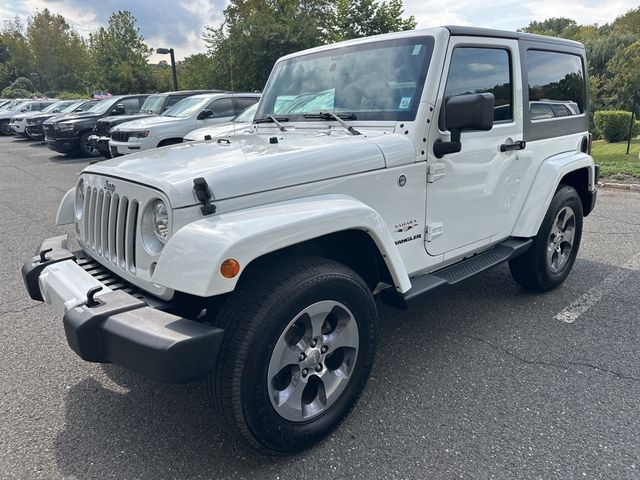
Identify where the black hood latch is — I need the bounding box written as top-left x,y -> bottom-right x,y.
193,177 -> 217,216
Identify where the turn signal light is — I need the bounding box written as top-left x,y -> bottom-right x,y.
221,259 -> 240,278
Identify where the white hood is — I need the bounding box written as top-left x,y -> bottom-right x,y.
112,115 -> 183,130
85,130 -> 414,208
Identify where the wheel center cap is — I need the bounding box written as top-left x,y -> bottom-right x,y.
307,349 -> 321,367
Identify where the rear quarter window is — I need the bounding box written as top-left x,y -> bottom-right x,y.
527,50 -> 586,118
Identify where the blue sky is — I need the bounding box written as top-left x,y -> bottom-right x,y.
0,0 -> 637,62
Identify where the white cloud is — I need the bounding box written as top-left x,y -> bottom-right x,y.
468,62 -> 495,72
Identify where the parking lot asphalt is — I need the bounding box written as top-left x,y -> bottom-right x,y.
1,134 -> 640,479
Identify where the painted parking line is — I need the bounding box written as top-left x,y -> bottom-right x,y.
555,252 -> 640,323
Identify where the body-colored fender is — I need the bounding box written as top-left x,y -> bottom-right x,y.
56,188 -> 75,225
152,194 -> 411,297
511,151 -> 594,237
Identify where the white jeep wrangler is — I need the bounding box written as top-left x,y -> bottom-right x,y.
23,27 -> 598,455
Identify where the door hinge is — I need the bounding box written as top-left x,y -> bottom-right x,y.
427,163 -> 445,183
426,222 -> 443,242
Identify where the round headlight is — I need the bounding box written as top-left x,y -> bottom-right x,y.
75,178 -> 85,219
152,200 -> 169,243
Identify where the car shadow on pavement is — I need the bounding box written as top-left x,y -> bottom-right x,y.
51,259 -> 632,478
52,367 -> 287,479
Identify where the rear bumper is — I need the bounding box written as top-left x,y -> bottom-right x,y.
22,235 -> 224,383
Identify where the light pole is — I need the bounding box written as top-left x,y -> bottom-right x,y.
157,47 -> 178,91
31,72 -> 44,95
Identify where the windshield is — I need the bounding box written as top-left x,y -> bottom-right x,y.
163,97 -> 210,118
257,36 -> 434,122
41,101 -> 70,113
61,101 -> 84,113
234,102 -> 258,123
140,94 -> 166,114
88,98 -> 118,114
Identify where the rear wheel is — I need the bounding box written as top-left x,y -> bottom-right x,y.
210,256 -> 377,455
509,185 -> 583,291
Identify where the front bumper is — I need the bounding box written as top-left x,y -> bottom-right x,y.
45,136 -> 80,154
109,138 -> 153,156
10,122 -> 26,134
88,134 -> 111,158
22,235 -> 224,383
26,124 -> 44,138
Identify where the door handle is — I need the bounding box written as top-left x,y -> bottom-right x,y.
500,140 -> 526,152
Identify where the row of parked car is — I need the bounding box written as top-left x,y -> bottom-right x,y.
0,90 -> 261,158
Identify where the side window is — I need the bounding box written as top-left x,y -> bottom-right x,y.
207,98 -> 234,117
527,50 -> 585,118
444,47 -> 512,123
234,97 -> 259,115
120,98 -> 141,114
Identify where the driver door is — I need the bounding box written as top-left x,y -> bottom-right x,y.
425,37 -> 533,257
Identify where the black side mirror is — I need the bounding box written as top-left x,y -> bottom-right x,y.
433,93 -> 495,158
112,104 -> 125,115
198,109 -> 214,120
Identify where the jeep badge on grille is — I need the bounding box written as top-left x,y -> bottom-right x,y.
104,180 -> 116,193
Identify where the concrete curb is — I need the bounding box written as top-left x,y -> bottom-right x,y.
598,181 -> 640,191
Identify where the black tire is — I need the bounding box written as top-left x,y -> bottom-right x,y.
0,120 -> 12,136
509,185 -> 583,291
78,131 -> 100,157
209,255 -> 377,455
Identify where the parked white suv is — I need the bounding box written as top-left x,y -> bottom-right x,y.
108,92 -> 260,156
184,102 -> 258,141
22,27 -> 597,455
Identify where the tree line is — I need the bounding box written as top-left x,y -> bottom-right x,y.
2,3 -> 640,111
0,0 -> 415,97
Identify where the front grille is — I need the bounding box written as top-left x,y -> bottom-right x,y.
43,124 -> 56,138
94,121 -> 110,136
76,253 -> 168,309
111,131 -> 130,142
26,125 -> 44,135
83,185 -> 140,275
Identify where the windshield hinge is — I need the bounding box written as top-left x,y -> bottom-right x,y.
427,163 -> 445,183
193,177 -> 216,216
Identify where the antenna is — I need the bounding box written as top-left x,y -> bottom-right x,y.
229,41 -> 236,136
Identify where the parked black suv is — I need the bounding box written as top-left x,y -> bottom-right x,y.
89,90 -> 224,158
44,95 -> 148,156
25,99 -> 99,140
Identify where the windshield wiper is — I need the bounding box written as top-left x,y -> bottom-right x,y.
303,112 -> 361,135
254,115 -> 289,132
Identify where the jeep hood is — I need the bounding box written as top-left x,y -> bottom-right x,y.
85,131 -> 414,208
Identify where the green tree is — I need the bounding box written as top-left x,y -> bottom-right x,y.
0,18 -> 34,91
603,40 -> 640,110
26,9 -> 89,94
181,53 -> 215,89
88,11 -> 153,93
328,0 -> 416,41
205,0 -> 333,91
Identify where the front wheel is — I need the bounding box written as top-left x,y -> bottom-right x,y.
0,120 -> 12,136
78,131 -> 100,157
509,185 -> 583,291
210,256 -> 377,455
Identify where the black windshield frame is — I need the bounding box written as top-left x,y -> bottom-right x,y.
256,35 -> 435,123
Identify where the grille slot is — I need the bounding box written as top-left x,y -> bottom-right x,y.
111,131 -> 130,142
82,184 -> 139,274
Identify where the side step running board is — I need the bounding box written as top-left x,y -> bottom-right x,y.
382,238 -> 532,309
